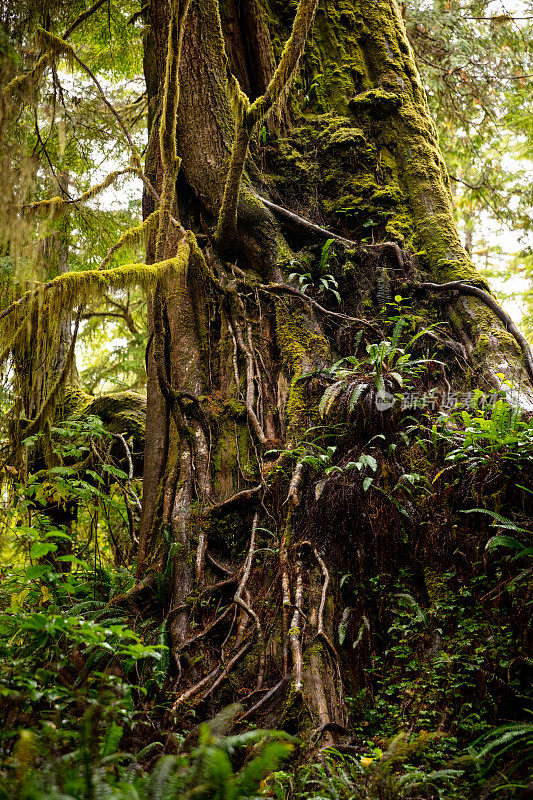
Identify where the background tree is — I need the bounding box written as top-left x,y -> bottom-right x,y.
405,0 -> 533,332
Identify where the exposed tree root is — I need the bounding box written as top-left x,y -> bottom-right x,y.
171,666 -> 220,710
311,721 -> 348,741
197,641 -> 252,704
280,523 -> 292,675
236,676 -> 292,722
178,605 -> 234,651
234,513 -> 265,689
109,574 -> 156,607
289,559 -> 304,692
197,567 -> 241,598
207,485 -> 262,516
206,552 -> 236,574
314,548 -> 345,718
229,313 -> 268,445
417,281 -> 533,386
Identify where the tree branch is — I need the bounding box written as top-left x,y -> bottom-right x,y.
256,194 -> 405,268
416,281 -> 533,386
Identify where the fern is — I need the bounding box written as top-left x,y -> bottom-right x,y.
100,721 -> 124,760
475,722 -> 533,762
319,381 -> 344,419
348,382 -> 369,412
391,317 -> 407,349
148,755 -> 183,800
460,508 -> 530,535
320,238 -> 335,273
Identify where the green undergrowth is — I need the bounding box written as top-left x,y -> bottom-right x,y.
0,704 -> 294,800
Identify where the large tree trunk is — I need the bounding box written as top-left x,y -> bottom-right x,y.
135,0 -> 532,739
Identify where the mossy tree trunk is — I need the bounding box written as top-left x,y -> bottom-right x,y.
135,0 -> 531,738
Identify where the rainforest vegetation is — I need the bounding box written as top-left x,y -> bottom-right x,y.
0,0 -> 532,797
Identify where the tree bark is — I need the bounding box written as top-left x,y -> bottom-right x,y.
135,0 -> 532,738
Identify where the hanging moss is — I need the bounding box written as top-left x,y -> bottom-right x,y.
23,196 -> 66,219
34,27 -> 75,70
23,169 -> 139,219
100,210 -> 159,268
1,242 -> 190,337
0,53 -> 50,108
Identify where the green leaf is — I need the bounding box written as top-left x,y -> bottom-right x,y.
320,238 -> 335,272
103,464 -> 129,480
30,542 -> 58,559
485,535 -> 529,552
25,565 -> 50,579
349,382 -> 369,412
359,454 -> 377,472
460,508 -> 530,534
319,381 -> 344,419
